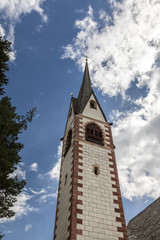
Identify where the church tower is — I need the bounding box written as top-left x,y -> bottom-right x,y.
53,60 -> 128,240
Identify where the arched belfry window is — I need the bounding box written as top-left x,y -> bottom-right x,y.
64,130 -> 72,156
86,123 -> 103,145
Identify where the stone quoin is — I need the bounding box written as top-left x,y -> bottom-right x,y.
53,60 -> 128,240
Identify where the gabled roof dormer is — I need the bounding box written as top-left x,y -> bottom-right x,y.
82,93 -> 106,122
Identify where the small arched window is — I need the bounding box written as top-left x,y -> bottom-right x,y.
93,164 -> 100,175
64,130 -> 72,156
90,100 -> 97,109
86,123 -> 103,145
94,166 -> 99,175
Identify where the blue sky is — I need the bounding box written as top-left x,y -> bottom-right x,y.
0,0 -> 160,239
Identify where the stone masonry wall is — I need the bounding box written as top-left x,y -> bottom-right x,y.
127,197 -> 160,240
73,115 -> 128,240
53,117 -> 75,240
54,102 -> 128,240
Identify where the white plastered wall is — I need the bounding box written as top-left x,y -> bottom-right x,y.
76,116 -> 123,240
65,101 -> 75,134
82,94 -> 106,122
55,111 -> 74,240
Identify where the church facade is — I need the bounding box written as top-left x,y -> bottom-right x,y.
53,61 -> 128,240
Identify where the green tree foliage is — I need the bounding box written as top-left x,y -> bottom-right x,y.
0,97 -> 36,219
0,37 -> 11,95
0,37 -> 36,237
0,234 -> 4,239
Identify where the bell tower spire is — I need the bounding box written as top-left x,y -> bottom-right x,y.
53,62 -> 128,240
77,60 -> 93,113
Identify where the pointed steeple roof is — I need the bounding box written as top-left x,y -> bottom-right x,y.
71,60 -> 107,122
77,60 -> 93,112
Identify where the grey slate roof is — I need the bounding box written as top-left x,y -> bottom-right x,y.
77,61 -> 93,113
71,61 -> 107,122
127,197 -> 160,240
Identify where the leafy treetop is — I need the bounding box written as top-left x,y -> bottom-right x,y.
0,36 -> 36,239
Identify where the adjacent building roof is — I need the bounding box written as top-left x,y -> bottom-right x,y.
127,197 -> 160,240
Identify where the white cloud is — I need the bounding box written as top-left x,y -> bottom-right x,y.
36,24 -> 43,32
25,224 -> 32,232
111,107 -> 160,200
19,162 -> 25,166
0,24 -> 5,37
34,113 -> 41,120
9,164 -> 26,179
0,191 -> 39,223
62,1 -> 160,200
38,192 -> 57,203
29,162 -> 38,172
48,142 -> 62,181
0,0 -> 47,60
15,165 -> 26,179
4,230 -> 12,234
30,188 -> 46,195
37,173 -> 44,179
0,0 -> 47,22
62,1 -> 160,97
11,192 -> 38,219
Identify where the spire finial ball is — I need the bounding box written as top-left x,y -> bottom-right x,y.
71,93 -> 73,97
85,56 -> 89,62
